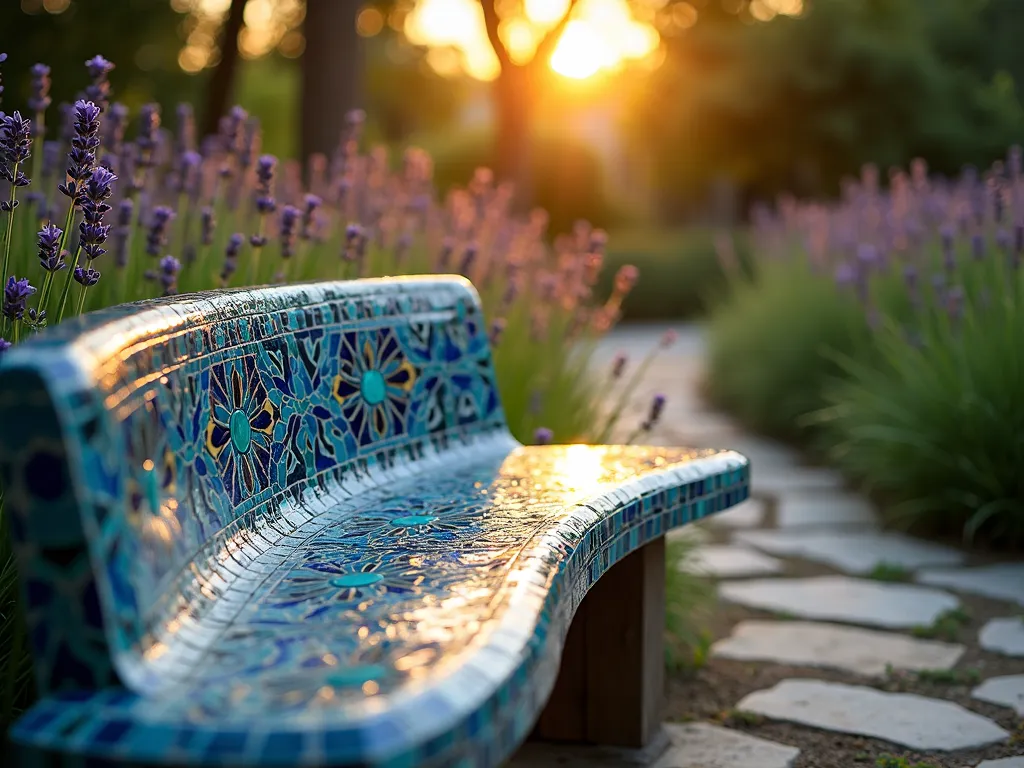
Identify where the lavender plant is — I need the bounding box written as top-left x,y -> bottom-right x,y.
710,153 -> 1024,546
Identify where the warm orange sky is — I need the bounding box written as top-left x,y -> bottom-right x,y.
176,0 -> 804,80
403,0 -> 662,81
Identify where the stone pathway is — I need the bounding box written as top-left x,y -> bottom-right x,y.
511,323 -> 1024,767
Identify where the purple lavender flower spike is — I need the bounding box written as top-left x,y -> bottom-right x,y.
647,393 -> 666,426
342,223 -> 362,262
501,280 -> 519,308
611,353 -> 627,379
59,100 -> 101,203
834,262 -> 856,288
939,223 -> 954,250
300,194 -> 321,241
459,243 -> 478,275
28,64 -> 51,122
0,53 -> 7,107
73,265 -> 100,287
279,205 -> 300,259
145,205 -> 175,257
113,198 -> 133,268
177,150 -> 201,196
533,427 -> 554,445
37,223 -> 64,272
0,337 -> 10,357
856,243 -> 878,268
438,236 -> 454,269
103,102 -> 128,161
78,166 -> 116,261
996,228 -> 1011,253
903,264 -> 918,289
158,255 -> 181,296
971,233 -> 985,261
0,112 -> 32,199
489,318 -> 506,347
633,393 -> 668,434
538,274 -> 557,301
200,206 -> 215,246
3,276 -> 36,321
221,233 -> 243,283
136,103 -> 161,168
42,140 -> 59,178
255,154 -> 277,214
82,55 -> 114,112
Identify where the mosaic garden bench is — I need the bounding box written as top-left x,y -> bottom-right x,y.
0,277 -> 749,767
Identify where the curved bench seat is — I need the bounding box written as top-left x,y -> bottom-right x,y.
0,277 -> 748,766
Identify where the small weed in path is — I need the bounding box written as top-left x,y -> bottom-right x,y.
875,755 -> 940,768
885,664 -> 981,687
911,607 -> 971,641
717,708 -> 764,727
868,562 -> 913,582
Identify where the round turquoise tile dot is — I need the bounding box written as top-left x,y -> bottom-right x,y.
329,572 -> 382,588
360,369 -> 386,405
390,514 -> 438,527
229,409 -> 252,453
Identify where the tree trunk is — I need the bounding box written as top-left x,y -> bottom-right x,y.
494,64 -> 536,211
301,0 -> 364,163
201,0 -> 247,139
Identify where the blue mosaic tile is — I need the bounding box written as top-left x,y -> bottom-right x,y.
0,277 -> 749,766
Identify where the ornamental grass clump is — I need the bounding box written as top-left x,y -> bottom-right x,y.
0,52 -> 672,728
711,154 -> 1024,546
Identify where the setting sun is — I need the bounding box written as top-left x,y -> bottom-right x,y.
404,0 -> 662,81
550,21 -> 608,79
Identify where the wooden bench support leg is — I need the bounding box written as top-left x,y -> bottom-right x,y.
534,537 -> 666,748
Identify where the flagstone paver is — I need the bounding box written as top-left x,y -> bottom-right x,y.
972,675 -> 1024,716
712,620 -> 965,676
719,575 -> 961,629
775,492 -> 878,528
918,563 -> 1024,606
752,466 -> 845,495
706,498 -> 765,529
682,545 -> 784,579
737,679 -> 1010,751
980,618 -> 1024,657
734,529 -> 965,574
652,723 -> 799,768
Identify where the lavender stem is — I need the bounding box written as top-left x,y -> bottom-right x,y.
0,159 -> 19,299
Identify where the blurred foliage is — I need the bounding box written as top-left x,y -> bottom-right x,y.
631,0 -> 1024,214
0,0 -> 201,119
705,257 -> 868,440
599,228 -> 752,321
706,201 -> 1024,547
664,537 -> 715,675
424,126 -> 618,236
819,259 -> 1024,548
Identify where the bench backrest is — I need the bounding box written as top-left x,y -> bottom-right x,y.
0,277 -> 506,694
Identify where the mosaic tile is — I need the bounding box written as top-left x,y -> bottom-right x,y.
0,278 -> 750,767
